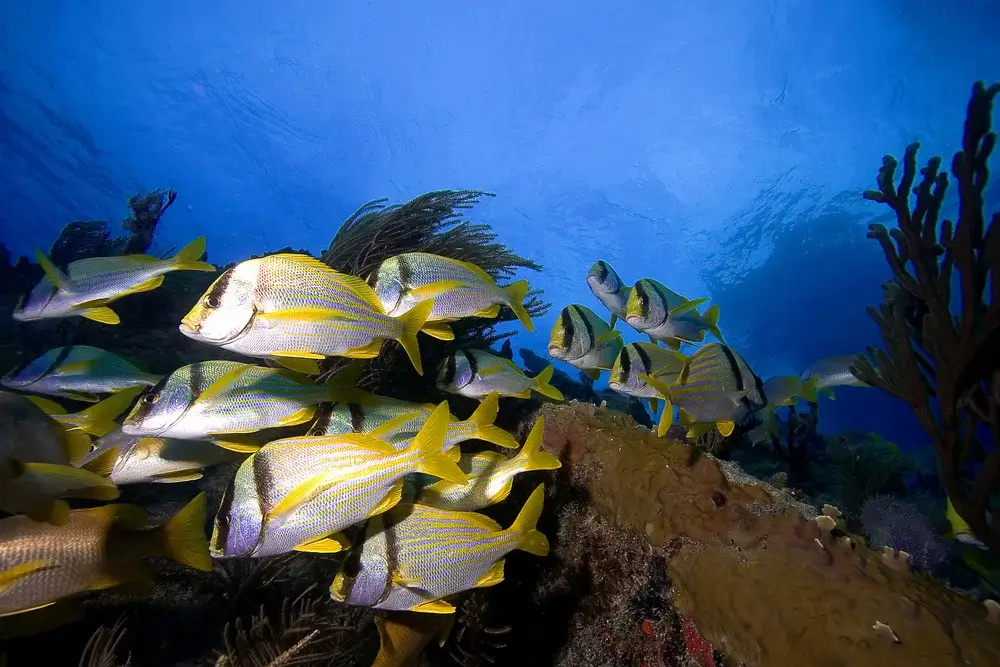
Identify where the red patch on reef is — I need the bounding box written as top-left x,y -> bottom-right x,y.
681,614 -> 716,667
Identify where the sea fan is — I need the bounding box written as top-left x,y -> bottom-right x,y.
860,494 -> 948,572
79,616 -> 131,667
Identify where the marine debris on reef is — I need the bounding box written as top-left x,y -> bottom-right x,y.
852,80 -> 1000,553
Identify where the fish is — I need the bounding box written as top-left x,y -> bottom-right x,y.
608,342 -> 689,414
945,496 -> 989,550
0,391 -> 91,466
369,252 -> 535,332
78,428 -> 242,485
211,402 -> 467,559
800,355 -> 871,399
547,304 -> 623,380
307,391 -> 519,451
370,612 -> 454,667
120,360 -> 354,446
640,342 -> 767,438
12,237 -> 215,325
624,278 -> 721,345
331,483 -> 549,613
436,349 -> 564,401
179,253 -> 451,376
416,415 -> 560,511
1,346 -> 161,402
0,493 -> 212,617
586,260 -> 631,328
26,386 -> 144,438
762,375 -> 820,408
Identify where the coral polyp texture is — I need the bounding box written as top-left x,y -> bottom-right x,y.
852,81 -> 1000,554
537,401 -> 1000,667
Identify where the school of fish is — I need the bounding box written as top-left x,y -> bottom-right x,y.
1,242 -> 565,624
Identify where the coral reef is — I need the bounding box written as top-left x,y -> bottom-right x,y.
536,401 -> 1000,667
853,81 -> 1000,553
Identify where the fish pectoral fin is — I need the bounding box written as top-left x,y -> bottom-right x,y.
293,532 -> 350,554
368,480 -> 406,518
269,356 -> 321,375
668,296 -> 709,317
0,560 -> 58,593
268,349 -> 327,360
276,407 -> 316,427
593,329 -> 622,346
407,280 -> 465,299
80,307 -> 120,325
391,569 -> 424,589
411,599 -> 456,614
474,560 -> 505,588
123,275 -> 165,296
209,438 -> 262,453
266,472 -> 336,521
716,421 -> 736,437
583,368 -> 601,381
25,395 -> 67,415
152,470 -> 204,483
51,360 -> 96,376
726,389 -> 750,404
82,447 -> 120,477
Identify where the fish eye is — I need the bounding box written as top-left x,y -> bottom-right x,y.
141,391 -> 160,405
204,295 -> 222,309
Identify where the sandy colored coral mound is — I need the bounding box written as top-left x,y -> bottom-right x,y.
538,401 -> 1000,667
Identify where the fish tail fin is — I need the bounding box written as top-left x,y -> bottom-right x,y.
532,366 -> 564,401
411,402 -> 467,484
508,483 -> 549,556
468,392 -> 518,449
702,304 -> 723,342
513,416 -> 561,473
395,300 -> 434,376
159,493 -> 212,572
20,462 -> 120,501
72,386 -> 144,438
419,321 -> 455,341
169,237 -> 216,272
799,375 -> 820,403
505,280 -> 534,332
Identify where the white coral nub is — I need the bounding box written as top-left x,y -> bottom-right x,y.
880,546 -> 911,572
814,515 -> 837,533
873,620 -> 900,644
985,599 -> 1000,624
822,504 -> 842,519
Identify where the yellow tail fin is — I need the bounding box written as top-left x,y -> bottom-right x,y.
468,392 -> 518,449
505,280 -> 534,332
420,321 -> 455,341
532,365 -> 564,401
508,483 -> 549,556
69,386 -> 144,438
799,375 -> 820,403
170,237 -> 216,272
19,462 -> 120,500
638,373 -> 675,437
514,417 -> 561,473
394,300 -> 435,376
160,493 -> 212,571
702,304 -> 723,342
410,402 -> 467,484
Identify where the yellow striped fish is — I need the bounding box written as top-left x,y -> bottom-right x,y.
179,253 -> 452,376
547,304 -> 623,380
120,360 -> 353,445
369,252 -> 535,332
1,345 -> 161,402
307,390 -> 518,451
211,402 -> 467,558
608,342 -> 688,415
26,386 -> 144,438
435,349 -> 564,401
624,278 -> 721,345
331,483 -> 549,613
12,237 -> 215,325
416,416 -> 559,511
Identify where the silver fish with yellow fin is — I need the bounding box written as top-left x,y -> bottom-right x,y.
416,415 -> 559,511
1,346 -> 161,402
586,260 -> 631,329
79,428 -> 242,485
547,304 -> 622,380
640,342 -> 766,438
369,252 -> 536,333
608,342 -> 688,403
624,278 -> 721,345
179,253 -> 451,376
799,354 -> 871,399
12,237 -> 215,325
0,493 -> 212,617
0,391 -> 91,466
26,386 -> 144,438
331,483 -> 550,614
436,349 -> 563,401
120,360 -> 353,446
308,390 -> 518,451
211,402 -> 467,559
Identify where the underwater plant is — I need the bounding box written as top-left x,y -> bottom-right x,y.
78,617 -> 131,667
767,403 -> 820,470
853,81 -> 1000,553
827,432 -> 912,515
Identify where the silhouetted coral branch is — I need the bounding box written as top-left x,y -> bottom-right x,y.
79,616 -> 131,667
853,80 -> 1000,552
122,188 -> 177,254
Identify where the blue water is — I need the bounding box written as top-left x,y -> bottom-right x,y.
2,1 -> 999,452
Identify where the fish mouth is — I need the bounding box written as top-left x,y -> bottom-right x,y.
179,311 -> 255,344
625,315 -> 644,328
546,345 -> 565,358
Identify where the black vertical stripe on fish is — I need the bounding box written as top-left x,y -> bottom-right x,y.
443,352 -> 458,385
398,255 -> 413,289
213,480 -> 237,548
191,363 -> 211,400
349,403 -> 366,433
620,346 -> 633,378
130,374 -> 171,422
50,346 -> 75,374
634,282 -> 650,318
366,262 -> 382,287
559,308 -> 576,350
572,306 -> 596,346
634,344 -> 653,376
205,268 -> 234,308
594,261 -> 609,282
309,403 -> 333,435
717,345 -> 745,392
464,350 -> 479,377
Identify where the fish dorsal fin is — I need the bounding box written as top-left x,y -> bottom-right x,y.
197,365 -> 253,404
668,296 -> 709,317
35,249 -> 74,291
